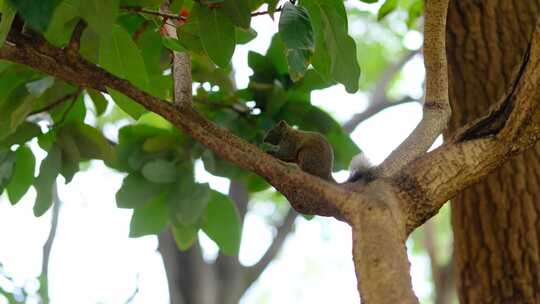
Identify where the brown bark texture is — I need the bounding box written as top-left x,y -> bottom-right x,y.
447,1 -> 540,303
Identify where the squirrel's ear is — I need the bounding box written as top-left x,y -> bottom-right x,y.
278,120 -> 289,127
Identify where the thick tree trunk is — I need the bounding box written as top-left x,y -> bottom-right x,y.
447,1 -> 540,303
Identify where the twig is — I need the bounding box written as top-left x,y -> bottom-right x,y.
344,96 -> 417,133
132,20 -> 150,42
251,6 -> 283,17
123,274 -> 141,304
53,88 -> 83,126
245,208 -> 297,286
343,50 -> 419,133
121,6 -> 187,21
40,182 -> 62,303
28,90 -> 81,115
66,20 -> 87,54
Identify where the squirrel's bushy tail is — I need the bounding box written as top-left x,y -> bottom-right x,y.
347,153 -> 372,183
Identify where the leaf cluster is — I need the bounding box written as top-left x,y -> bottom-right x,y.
0,0 -> 422,254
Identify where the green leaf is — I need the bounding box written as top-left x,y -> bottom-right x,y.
148,75 -> 172,100
169,0 -> 185,11
303,0 -> 361,93
287,48 -> 312,81
0,85 -> 35,140
141,159 -> 179,184
142,134 -> 177,153
266,35 -> 288,74
406,0 -> 423,28
279,2 -> 314,81
37,130 -> 56,152
222,0 -> 251,29
77,0 -> 119,36
279,2 -> 314,51
0,0 -> 16,47
87,89 -> 108,116
202,190 -> 241,256
67,122 -> 114,162
235,27 -> 257,45
129,193 -> 169,237
162,37 -> 185,52
197,4 -> 236,67
33,145 -> 61,217
172,223 -> 199,251
99,25 -> 148,119
120,0 -> 163,6
50,93 -> 86,125
8,0 -> 62,32
137,112 -> 174,129
166,180 -> 210,226
116,173 -> 166,208
44,0 -> 80,46
6,146 -> 35,204
360,0 -> 379,3
115,124 -> 166,171
0,70 -> 33,106
0,121 -> 42,147
26,77 -> 55,97
107,89 -> 146,119
8,93 -> 35,135
177,16 -> 205,54
137,24 -> 164,76
57,130 -> 80,183
248,51 -> 278,84
0,149 -> 15,194
378,0 -> 398,20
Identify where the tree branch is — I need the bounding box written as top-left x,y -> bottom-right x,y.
245,208 -> 297,287
0,30 -> 354,219
397,20 -> 540,231
40,182 -> 61,303
375,0 -> 450,177
161,4 -> 192,107
343,95 -> 417,134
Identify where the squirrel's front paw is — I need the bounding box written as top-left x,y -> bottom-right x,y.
261,143 -> 278,155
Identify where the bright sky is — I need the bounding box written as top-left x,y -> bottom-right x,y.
0,3 -> 434,304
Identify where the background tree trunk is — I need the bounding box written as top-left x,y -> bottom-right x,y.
447,1 -> 540,303
157,181 -> 254,304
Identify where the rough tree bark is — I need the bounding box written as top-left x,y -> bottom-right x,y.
446,2 -> 540,303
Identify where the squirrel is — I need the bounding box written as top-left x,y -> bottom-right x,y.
263,120 -> 373,183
